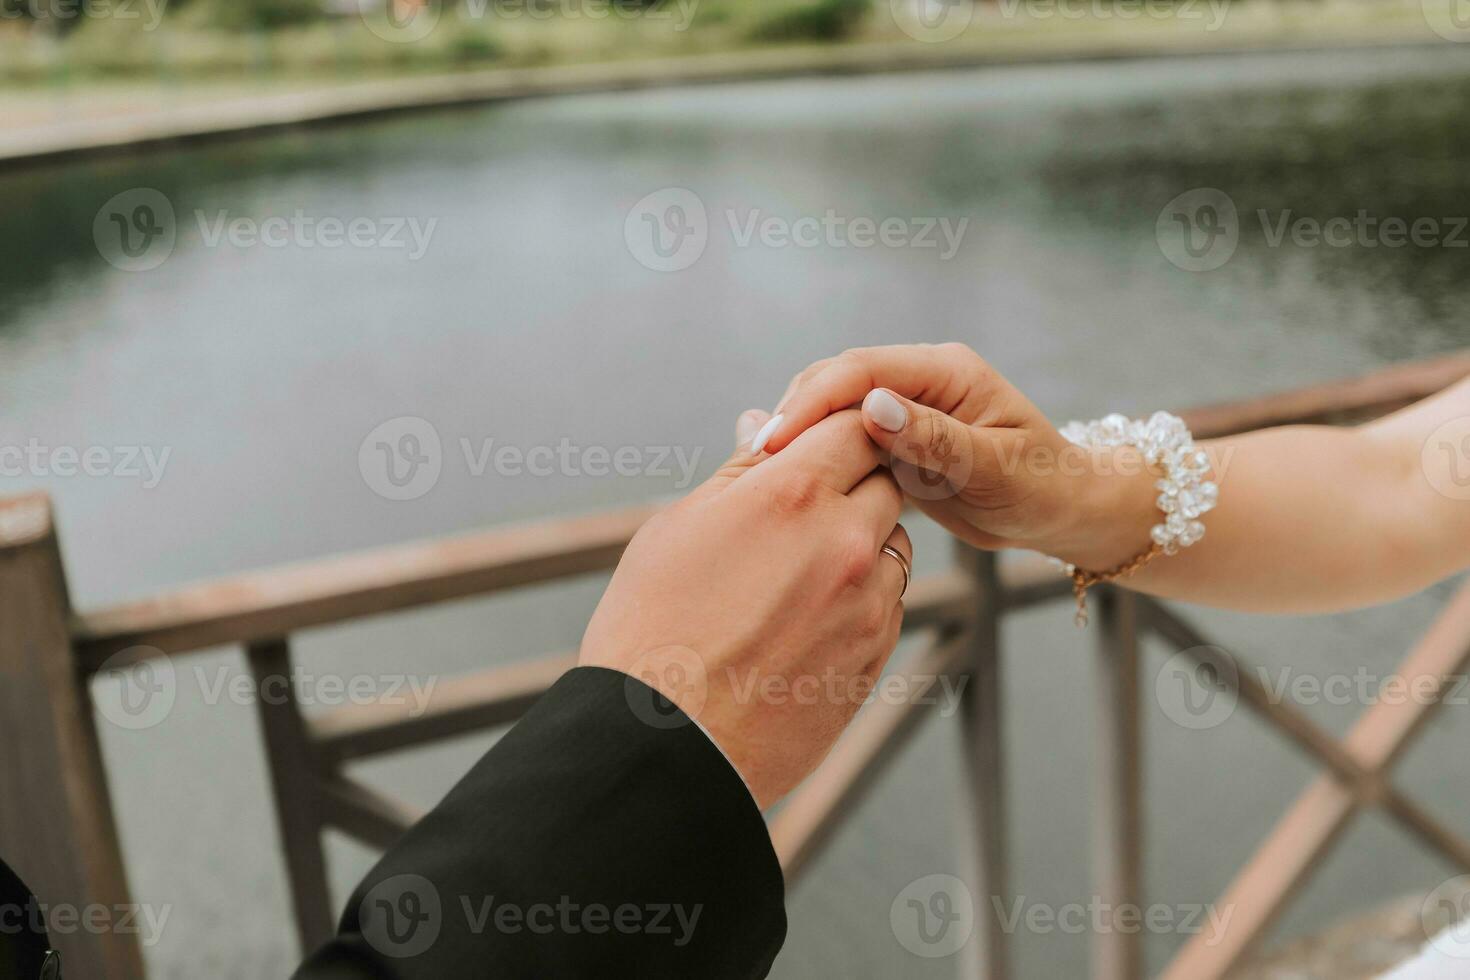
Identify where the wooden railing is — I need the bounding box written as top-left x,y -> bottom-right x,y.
3,351 -> 1470,979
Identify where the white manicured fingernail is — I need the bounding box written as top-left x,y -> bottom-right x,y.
864,389 -> 907,432
750,413 -> 783,454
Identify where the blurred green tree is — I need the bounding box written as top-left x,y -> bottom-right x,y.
747,0 -> 870,42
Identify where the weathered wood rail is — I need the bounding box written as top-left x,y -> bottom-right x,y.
3,350 -> 1469,978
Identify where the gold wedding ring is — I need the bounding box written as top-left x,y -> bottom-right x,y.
880,544 -> 911,599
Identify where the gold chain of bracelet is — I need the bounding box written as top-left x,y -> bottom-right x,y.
1069,542 -> 1163,628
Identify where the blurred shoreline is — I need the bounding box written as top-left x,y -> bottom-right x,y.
3,4 -> 1466,169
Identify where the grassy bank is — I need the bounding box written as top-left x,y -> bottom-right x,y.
0,0 -> 1453,87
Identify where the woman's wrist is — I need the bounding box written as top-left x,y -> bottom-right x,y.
1029,446 -> 1161,572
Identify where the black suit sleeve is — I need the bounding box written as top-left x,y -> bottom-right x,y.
294,666 -> 787,979
0,857 -> 55,980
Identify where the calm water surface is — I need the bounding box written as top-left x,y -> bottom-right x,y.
3,44 -> 1470,979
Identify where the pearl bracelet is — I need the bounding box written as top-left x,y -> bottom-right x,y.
1055,411 -> 1218,625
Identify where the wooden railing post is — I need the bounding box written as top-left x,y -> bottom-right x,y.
0,493 -> 144,979
1093,586 -> 1143,980
956,545 -> 1010,979
247,637 -> 336,955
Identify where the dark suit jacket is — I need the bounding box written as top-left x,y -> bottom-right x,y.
295,665 -> 788,978
0,857 -> 57,979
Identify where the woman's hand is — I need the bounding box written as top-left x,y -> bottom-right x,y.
580,409 -> 913,810
753,343 -> 1159,572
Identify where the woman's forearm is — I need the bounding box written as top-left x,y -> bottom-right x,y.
763,344 -> 1470,615
1069,381 -> 1470,613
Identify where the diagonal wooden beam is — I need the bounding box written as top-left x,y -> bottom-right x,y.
769,627 -> 971,882
1143,602 -> 1368,785
1157,580 -> 1470,980
319,777 -> 426,851
1147,599 -> 1470,877
1380,790 -> 1470,873
1341,580 -> 1470,772
1157,774 -> 1360,980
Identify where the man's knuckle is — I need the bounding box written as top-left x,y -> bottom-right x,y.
941,341 -> 991,375
837,531 -> 877,587
833,409 -> 868,440
855,601 -> 889,642
766,473 -> 823,516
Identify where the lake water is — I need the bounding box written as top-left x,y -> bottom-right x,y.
3,43 -> 1470,979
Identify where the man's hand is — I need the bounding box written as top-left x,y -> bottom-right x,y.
579,409 -> 912,809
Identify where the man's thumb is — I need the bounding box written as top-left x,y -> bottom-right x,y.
860,388 -> 978,496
